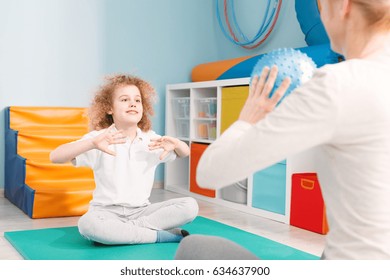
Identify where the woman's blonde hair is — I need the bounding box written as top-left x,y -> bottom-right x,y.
88,74 -> 156,131
351,0 -> 390,30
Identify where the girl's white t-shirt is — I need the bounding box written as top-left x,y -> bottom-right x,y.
74,128 -> 176,207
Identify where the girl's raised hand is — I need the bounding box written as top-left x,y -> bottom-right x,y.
92,124 -> 127,156
149,136 -> 178,160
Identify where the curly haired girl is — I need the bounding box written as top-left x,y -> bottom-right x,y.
50,74 -> 198,245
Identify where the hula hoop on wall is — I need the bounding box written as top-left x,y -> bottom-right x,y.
295,0 -> 329,45
191,0 -> 342,82
216,0 -> 282,50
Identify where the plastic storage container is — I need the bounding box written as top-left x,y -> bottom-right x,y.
220,180 -> 247,204
195,98 -> 217,118
172,97 -> 190,138
175,119 -> 189,138
172,97 -> 190,118
195,120 -> 216,140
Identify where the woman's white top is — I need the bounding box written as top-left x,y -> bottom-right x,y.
197,46 -> 390,259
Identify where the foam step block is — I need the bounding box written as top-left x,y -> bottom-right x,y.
9,106 -> 88,130
5,106 -> 94,218
29,179 -> 96,218
25,160 -> 93,182
17,130 -> 85,152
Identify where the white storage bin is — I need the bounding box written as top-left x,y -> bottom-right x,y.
220,180 -> 247,204
175,119 -> 189,138
195,119 -> 216,140
195,98 -> 217,118
172,97 -> 190,118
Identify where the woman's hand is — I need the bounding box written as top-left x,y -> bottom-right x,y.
92,124 -> 127,156
239,66 -> 291,124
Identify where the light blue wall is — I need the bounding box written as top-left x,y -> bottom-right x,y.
0,0 -> 306,189
0,0 -> 106,190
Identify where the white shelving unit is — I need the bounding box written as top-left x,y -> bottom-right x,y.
165,78 -> 316,224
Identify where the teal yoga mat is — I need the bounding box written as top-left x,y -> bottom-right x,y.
4,216 -> 319,260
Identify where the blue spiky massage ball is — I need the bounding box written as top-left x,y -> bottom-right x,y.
251,48 -> 317,104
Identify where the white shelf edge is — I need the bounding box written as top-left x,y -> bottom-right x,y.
167,77 -> 250,90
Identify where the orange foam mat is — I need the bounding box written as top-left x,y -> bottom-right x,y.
191,55 -> 252,82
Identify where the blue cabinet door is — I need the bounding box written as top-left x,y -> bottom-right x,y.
252,162 -> 286,215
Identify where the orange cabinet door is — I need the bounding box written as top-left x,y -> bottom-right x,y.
190,143 -> 215,198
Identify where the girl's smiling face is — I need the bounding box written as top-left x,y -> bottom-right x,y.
108,85 -> 143,127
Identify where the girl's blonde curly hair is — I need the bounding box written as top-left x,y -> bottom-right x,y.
88,74 -> 156,132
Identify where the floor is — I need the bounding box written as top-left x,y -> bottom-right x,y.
0,188 -> 325,260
